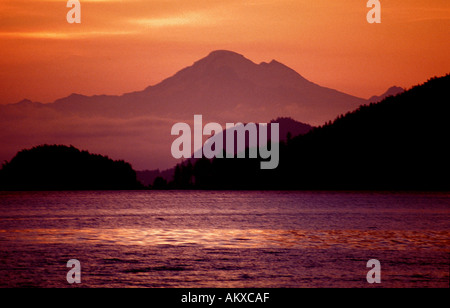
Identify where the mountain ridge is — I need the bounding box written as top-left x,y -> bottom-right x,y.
7,50 -> 367,123
368,86 -> 404,103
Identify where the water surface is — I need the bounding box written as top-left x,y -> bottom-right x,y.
0,191 -> 448,287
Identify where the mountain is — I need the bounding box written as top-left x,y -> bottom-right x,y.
48,50 -> 367,123
0,50 -> 368,170
166,74 -> 450,190
192,117 -> 313,158
368,86 -> 404,103
270,117 -> 314,140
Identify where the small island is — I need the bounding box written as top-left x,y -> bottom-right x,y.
0,145 -> 142,191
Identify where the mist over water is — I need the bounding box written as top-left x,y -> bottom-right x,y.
0,191 -> 449,287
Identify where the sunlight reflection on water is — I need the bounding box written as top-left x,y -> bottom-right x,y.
3,228 -> 449,252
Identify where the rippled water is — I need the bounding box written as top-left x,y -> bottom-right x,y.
0,191 -> 449,287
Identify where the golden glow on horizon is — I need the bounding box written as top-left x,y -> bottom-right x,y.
0,0 -> 449,104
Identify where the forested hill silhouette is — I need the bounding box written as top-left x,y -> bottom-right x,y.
165,74 -> 450,190
0,145 -> 142,191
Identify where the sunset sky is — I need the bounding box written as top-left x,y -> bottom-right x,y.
0,0 -> 449,105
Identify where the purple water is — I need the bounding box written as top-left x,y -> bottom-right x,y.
0,191 -> 449,287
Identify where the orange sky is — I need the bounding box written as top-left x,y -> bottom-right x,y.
0,0 -> 449,104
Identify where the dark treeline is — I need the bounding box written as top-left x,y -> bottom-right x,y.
157,74 -> 449,191
0,145 -> 142,190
